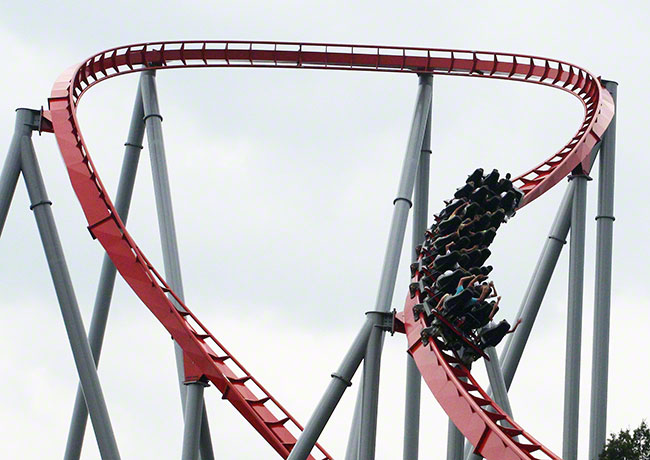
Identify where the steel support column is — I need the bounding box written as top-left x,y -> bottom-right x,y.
18,109 -> 121,460
464,144 -> 601,458
140,70 -> 214,460
500,179 -> 576,389
500,141 -> 602,387
289,74 -> 432,460
485,347 -> 513,417
562,172 -> 589,460
182,381 -> 208,460
0,110 -> 27,236
588,80 -> 617,460
344,380 -> 363,460
64,80 -> 146,460
447,416 -> 465,460
286,320 -> 374,460
403,97 -> 432,460
499,253 -> 543,362
359,74 -> 432,460
464,347 -> 515,460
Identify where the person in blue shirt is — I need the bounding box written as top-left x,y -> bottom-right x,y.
434,275 -> 496,319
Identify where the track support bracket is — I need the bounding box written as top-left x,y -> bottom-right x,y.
365,309 -> 404,336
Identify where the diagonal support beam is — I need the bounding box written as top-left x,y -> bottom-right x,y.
499,141 -> 601,383
140,70 -> 215,460
0,110 -> 26,237
403,96 -> 432,460
464,347 -> 516,460
344,372 -> 363,460
287,319 -> 373,460
17,109 -> 121,460
64,78 -> 146,460
462,142 -> 602,459
500,178 -> 576,389
288,74 -> 432,460
359,73 -> 432,460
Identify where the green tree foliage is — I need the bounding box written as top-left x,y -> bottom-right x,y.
600,421 -> 650,460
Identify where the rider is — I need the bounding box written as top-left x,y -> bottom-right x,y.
479,318 -> 522,349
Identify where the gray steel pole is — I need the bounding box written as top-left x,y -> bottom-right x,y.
484,347 -> 513,417
463,144 -> 603,458
140,71 -> 214,460
500,179 -> 576,389
463,347 -> 515,460
64,80 -> 146,460
499,142 -> 599,364
500,142 -> 602,383
358,73 -> 432,460
463,146 -> 601,458
499,250 -> 543,362
447,418 -> 464,460
287,320 -> 374,460
344,379 -> 363,460
182,381 -> 208,460
350,126 -> 435,459
0,110 -> 28,236
403,99 -> 431,460
18,109 -> 121,460
588,80 -> 617,460
463,183 -> 577,460
562,172 -> 589,460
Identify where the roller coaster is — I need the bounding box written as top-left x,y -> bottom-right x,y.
1,41 -> 617,460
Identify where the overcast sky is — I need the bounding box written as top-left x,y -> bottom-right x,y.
0,1 -> 648,459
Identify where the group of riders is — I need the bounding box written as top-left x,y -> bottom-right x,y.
410,168 -> 523,365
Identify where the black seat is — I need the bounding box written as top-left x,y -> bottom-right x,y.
473,248 -> 492,267
470,186 -> 491,206
469,265 -> 493,276
467,231 -> 483,248
442,288 -> 474,317
454,182 -> 475,199
466,168 -> 484,186
459,248 -> 491,269
433,251 -> 461,271
458,312 -> 482,332
471,228 -> 496,247
500,190 -> 517,215
480,320 -> 511,349
484,195 -> 501,213
439,198 -> 466,219
437,215 -> 462,236
463,201 -> 483,220
489,209 -> 506,227
470,301 -> 494,329
435,268 -> 467,293
433,232 -> 457,251
471,213 -> 492,232
495,173 -> 513,194
483,169 -> 500,189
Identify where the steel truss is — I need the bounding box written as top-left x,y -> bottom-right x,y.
1,42 -> 617,460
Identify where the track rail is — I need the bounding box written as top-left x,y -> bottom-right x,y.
405,288 -> 561,460
47,41 -> 614,459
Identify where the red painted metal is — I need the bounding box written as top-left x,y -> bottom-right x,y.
405,284 -> 562,460
47,41 -> 615,459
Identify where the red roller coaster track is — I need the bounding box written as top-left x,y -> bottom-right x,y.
46,41 -> 614,459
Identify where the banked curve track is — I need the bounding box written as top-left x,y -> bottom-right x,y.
48,41 -> 614,460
